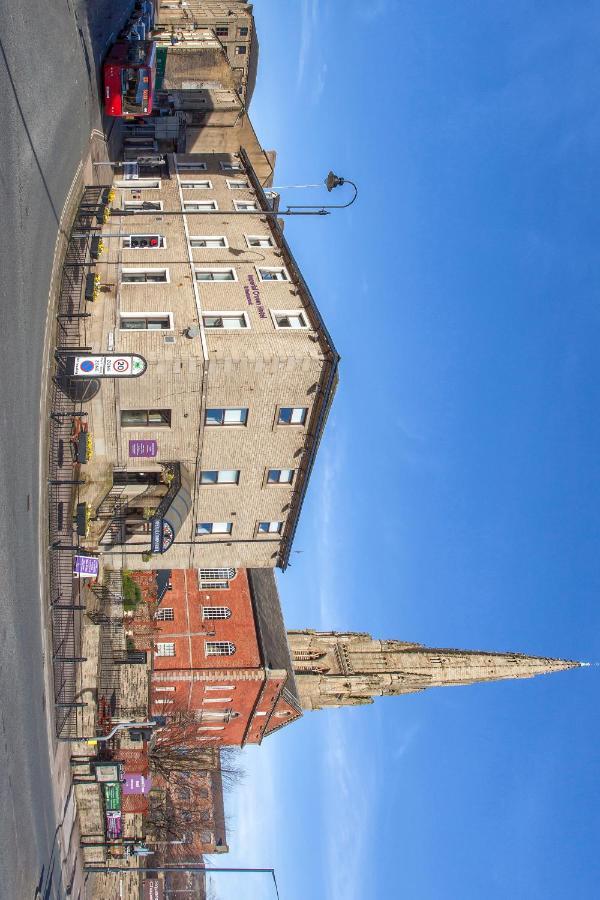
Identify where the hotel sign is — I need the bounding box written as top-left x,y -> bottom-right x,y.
129,439 -> 158,458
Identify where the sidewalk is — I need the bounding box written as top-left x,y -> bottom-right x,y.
41,123 -> 127,900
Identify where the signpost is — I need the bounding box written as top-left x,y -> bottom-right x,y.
63,353 -> 147,378
73,555 -> 99,578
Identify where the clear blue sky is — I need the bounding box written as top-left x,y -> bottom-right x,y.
208,3 -> 600,899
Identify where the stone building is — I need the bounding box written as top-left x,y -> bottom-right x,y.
287,630 -> 582,711
79,148 -> 339,572
154,0 -> 258,107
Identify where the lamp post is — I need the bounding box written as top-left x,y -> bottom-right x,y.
109,171 -> 357,219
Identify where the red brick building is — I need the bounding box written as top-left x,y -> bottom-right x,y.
135,568 -> 302,746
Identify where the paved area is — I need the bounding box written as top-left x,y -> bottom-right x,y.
0,0 -> 131,894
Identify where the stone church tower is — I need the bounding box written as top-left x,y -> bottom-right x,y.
287,630 -> 582,711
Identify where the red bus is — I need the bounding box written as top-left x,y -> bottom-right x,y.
103,41 -> 156,117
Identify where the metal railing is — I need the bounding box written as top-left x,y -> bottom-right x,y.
47,186 -> 107,738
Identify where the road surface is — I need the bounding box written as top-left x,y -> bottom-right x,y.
0,0 -> 129,895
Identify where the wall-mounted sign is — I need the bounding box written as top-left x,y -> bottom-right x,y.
142,880 -> 165,900
123,773 -> 152,795
129,439 -> 158,458
64,354 -> 147,378
244,274 -> 267,319
150,517 -> 175,554
106,811 -> 122,840
73,555 -> 99,578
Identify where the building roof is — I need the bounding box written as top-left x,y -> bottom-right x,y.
247,569 -> 301,714
245,25 -> 259,106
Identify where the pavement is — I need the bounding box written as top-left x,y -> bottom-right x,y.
0,0 -> 133,895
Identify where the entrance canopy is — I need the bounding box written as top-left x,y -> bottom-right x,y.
150,464 -> 192,553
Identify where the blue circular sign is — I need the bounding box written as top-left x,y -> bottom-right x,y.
80,359 -> 94,372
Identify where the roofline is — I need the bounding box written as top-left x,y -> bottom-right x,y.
239,147 -> 341,568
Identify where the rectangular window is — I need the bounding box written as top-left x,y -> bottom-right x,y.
195,268 -> 237,282
200,469 -> 240,485
203,313 -> 248,330
233,200 -> 258,211
235,45 -> 247,55
245,234 -> 273,248
258,521 -> 283,534
121,268 -> 169,284
257,267 -> 290,282
205,685 -> 235,691
198,725 -> 225,731
202,606 -> 232,619
220,161 -> 241,172
184,200 -> 218,212
205,641 -> 235,656
201,582 -> 228,590
205,408 -> 248,426
176,161 -> 207,171
155,686 -> 176,692
121,409 -> 171,427
226,179 -> 250,190
116,179 -> 161,189
123,200 -> 163,211
272,311 -> 308,329
204,696 -> 232,703
156,642 -> 175,657
215,26 -> 228,36
180,180 -> 213,189
267,468 -> 294,484
190,236 -> 228,249
238,26 -> 249,36
277,407 -> 307,425
196,522 -> 233,535
120,313 -> 173,331
155,607 -> 174,621
154,698 -> 172,704
122,234 -> 165,249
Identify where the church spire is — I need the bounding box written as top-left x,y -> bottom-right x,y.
286,630 -> 582,711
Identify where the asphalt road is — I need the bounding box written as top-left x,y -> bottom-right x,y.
0,1 -> 130,896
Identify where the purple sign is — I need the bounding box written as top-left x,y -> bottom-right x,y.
73,555 -> 99,578
106,811 -> 122,840
129,439 -> 158,458
123,773 -> 152,795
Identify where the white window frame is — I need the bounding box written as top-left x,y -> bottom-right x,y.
233,200 -> 258,211
119,312 -> 174,331
124,200 -> 164,211
195,522 -> 233,535
202,312 -> 249,330
121,268 -> 170,284
205,641 -> 236,656
276,406 -> 308,426
116,179 -> 162,189
156,642 -> 176,657
180,179 -> 213,190
204,408 -> 248,427
266,468 -> 295,485
155,607 -> 175,620
176,160 -> 208,171
198,725 -> 225,731
226,178 -> 250,190
257,521 -> 283,534
122,234 -> 166,249
195,267 -> 238,282
200,469 -> 240,485
205,684 -> 235,691
190,235 -> 229,249
155,686 -> 176,692
202,606 -> 232,619
256,266 -> 291,283
271,310 -> 309,330
204,697 -> 232,703
184,200 -> 218,212
220,161 -> 242,172
245,234 -> 274,249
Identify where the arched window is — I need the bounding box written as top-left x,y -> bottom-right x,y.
199,568 -> 236,590
205,641 -> 236,656
202,606 -> 232,621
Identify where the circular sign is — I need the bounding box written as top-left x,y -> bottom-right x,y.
112,358 -> 130,373
80,359 -> 95,373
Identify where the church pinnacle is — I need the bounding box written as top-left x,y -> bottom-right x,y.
286,630 -> 582,711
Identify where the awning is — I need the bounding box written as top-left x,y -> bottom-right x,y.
150,464 -> 193,553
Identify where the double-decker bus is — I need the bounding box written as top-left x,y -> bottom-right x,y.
103,41 -> 156,118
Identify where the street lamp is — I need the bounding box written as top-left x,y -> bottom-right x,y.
110,171 -> 357,219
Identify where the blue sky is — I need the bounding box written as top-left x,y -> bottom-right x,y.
207,3 -> 600,899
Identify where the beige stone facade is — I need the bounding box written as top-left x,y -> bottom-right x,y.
287,630 -> 582,711
79,149 -> 338,573
155,0 -> 258,106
